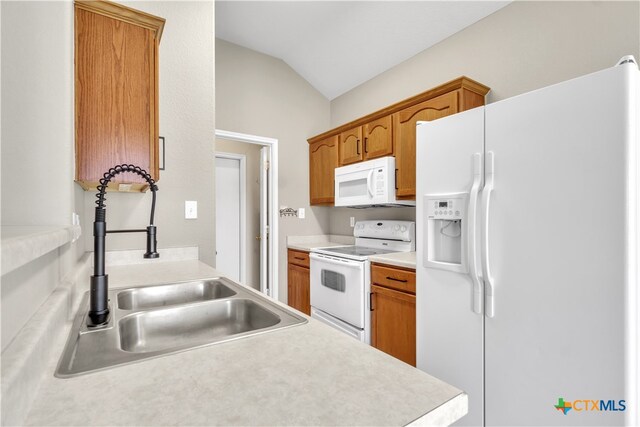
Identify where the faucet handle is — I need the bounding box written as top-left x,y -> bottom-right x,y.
144,225 -> 160,259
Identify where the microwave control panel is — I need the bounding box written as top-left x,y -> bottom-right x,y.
426,197 -> 464,220
373,168 -> 385,196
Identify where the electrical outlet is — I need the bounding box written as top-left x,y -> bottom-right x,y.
350,216 -> 355,227
185,201 -> 198,219
298,208 -> 305,219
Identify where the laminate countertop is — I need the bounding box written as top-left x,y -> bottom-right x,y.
368,251 -> 417,270
23,261 -> 466,426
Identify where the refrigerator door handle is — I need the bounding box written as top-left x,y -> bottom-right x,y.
481,151 -> 495,318
468,153 -> 483,315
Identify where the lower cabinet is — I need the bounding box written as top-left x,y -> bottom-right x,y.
370,264 -> 416,366
287,249 -> 311,315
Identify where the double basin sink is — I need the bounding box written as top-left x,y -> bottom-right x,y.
56,278 -> 307,377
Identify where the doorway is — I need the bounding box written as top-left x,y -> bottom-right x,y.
214,129 -> 279,300
214,153 -> 245,284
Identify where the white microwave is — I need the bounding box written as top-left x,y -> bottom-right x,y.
334,157 -> 416,207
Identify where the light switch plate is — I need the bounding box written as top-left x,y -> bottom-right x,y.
185,201 -> 198,219
298,208 -> 305,219
350,216 -> 355,227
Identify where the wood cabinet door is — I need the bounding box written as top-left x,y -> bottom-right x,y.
393,91 -> 459,199
371,284 -> 416,366
287,263 -> 310,315
75,2 -> 163,192
338,126 -> 363,166
363,115 -> 393,160
309,136 -> 338,205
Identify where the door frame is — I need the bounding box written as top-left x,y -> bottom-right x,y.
215,129 -> 280,300
214,151 -> 247,284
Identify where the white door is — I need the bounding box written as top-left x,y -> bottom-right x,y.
417,107 -> 485,426
215,156 -> 241,282
259,147 -> 269,295
483,64 -> 634,425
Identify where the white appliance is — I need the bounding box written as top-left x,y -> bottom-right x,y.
334,157 -> 416,207
310,220 -> 416,343
416,57 -> 638,426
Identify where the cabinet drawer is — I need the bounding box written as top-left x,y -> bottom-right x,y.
371,264 -> 416,294
288,249 -> 310,268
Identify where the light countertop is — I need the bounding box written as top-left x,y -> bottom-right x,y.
23,260 -> 466,426
288,234 -> 416,269
286,234 -> 354,252
369,251 -> 417,269
1,225 -> 82,275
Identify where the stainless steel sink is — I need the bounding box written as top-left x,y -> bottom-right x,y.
119,299 -> 280,353
56,278 -> 306,377
117,280 -> 236,310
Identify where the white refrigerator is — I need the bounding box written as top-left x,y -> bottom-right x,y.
416,57 -> 638,426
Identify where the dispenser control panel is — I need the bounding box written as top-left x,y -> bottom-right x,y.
426,197 -> 465,220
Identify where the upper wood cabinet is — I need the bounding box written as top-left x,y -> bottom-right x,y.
74,1 -> 165,192
338,126 -> 363,166
393,92 -> 459,198
363,115 -> 393,160
309,135 -> 338,205
308,77 -> 489,205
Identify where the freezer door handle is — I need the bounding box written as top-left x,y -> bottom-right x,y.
468,153 -> 483,315
481,151 -> 495,318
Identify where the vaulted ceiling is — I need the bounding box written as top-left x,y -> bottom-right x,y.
216,1 -> 510,99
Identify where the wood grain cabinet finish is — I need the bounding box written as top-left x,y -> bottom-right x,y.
287,249 -> 310,315
307,77 -> 489,205
309,136 -> 338,205
363,115 -> 393,160
393,91 -> 459,199
288,249 -> 310,268
74,1 -> 165,192
370,264 -> 416,366
338,126 -> 363,166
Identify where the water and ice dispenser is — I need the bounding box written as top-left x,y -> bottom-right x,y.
424,193 -> 468,273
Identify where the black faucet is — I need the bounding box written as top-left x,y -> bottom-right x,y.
88,164 -> 159,327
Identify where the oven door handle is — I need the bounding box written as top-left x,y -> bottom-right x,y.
310,252 -> 361,268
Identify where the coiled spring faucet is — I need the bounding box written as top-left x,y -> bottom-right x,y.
88,164 -> 159,327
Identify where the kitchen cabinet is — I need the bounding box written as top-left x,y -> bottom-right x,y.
363,115 -> 393,160
74,0 -> 165,192
338,116 -> 392,167
338,126 -> 363,166
287,249 -> 310,315
308,77 -> 489,205
370,263 -> 416,366
393,92 -> 459,199
309,135 -> 338,205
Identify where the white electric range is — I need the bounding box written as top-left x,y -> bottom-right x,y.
310,220 -> 416,343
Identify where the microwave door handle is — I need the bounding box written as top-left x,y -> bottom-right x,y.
367,169 -> 375,198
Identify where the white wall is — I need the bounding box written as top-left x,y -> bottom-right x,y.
82,1 -> 216,266
328,0 -> 640,235
215,139 -> 262,289
1,1 -> 75,227
215,39 -> 331,303
0,0 -> 86,350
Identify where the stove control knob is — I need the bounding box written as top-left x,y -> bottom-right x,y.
394,225 -> 400,231
401,226 -> 407,232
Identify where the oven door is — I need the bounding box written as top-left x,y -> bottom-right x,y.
310,252 -> 366,329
